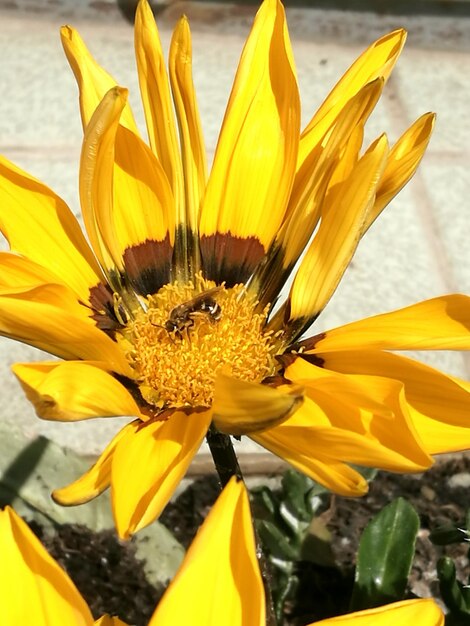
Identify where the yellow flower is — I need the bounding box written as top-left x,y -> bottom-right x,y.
0,478 -> 265,626
0,478 -> 443,626
1,0 -> 470,537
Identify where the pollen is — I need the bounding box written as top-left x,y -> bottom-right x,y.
119,276 -> 280,412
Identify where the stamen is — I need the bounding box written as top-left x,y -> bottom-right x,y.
118,276 -> 281,411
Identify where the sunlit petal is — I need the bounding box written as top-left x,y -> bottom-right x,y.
149,478 -> 265,626
52,422 -> 136,505
307,295 -> 470,352
169,16 -> 207,239
112,410 -> 212,538
286,134 -> 388,335
0,156 -> 103,303
61,25 -> 138,132
199,0 -> 300,285
321,349 -> 470,454
213,373 -> 304,435
12,361 -> 143,421
299,29 -> 406,165
365,112 -> 435,231
0,507 -> 93,626
308,598 -> 443,625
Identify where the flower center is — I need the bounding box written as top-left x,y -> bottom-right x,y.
119,277 -> 280,412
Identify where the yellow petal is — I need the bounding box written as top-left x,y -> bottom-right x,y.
199,0 -> 300,284
286,359 -> 432,471
112,410 -> 212,538
149,478 -> 265,626
284,355 -> 393,417
80,86 -> 175,297
134,0 -> 184,209
253,79 -> 383,309
52,421 -> 136,506
308,294 -> 470,352
169,16 -> 207,237
0,156 -> 103,304
0,252 -> 64,289
12,361 -> 143,421
321,349 -> 470,455
212,374 -> 304,436
299,29 -> 406,165
365,112 -> 436,231
309,598 -> 443,626
252,403 -> 369,496
0,284 -> 130,373
286,134 -> 388,334
61,25 -> 139,132
0,507 -> 93,626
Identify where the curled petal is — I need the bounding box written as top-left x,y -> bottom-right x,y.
169,16 -> 207,234
252,402 -> 369,496
61,25 -> 138,132
52,421 -> 136,506
135,0 -> 184,202
212,374 -> 304,435
12,361 -> 144,421
80,86 -> 175,296
321,349 -> 470,455
299,28 -> 406,165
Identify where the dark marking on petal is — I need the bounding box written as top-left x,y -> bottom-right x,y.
262,374 -> 291,387
137,404 -> 208,431
276,353 -> 298,370
200,232 -> 265,287
299,353 -> 325,367
86,282 -> 124,338
115,374 -> 165,421
288,332 -> 327,354
123,235 -> 172,297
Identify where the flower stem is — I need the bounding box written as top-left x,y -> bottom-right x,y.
206,426 -> 277,626
206,425 -> 243,487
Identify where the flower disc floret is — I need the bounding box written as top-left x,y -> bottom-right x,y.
121,278 -> 279,410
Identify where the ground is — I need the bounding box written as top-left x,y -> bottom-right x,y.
31,455 -> 470,625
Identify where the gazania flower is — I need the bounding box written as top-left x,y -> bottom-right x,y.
1,0 -> 470,537
0,478 -> 443,626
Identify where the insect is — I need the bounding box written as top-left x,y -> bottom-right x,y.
165,287 -> 222,338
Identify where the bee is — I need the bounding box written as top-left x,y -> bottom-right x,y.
165,287 -> 222,338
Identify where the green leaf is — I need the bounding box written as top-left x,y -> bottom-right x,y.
437,556 -> 470,615
281,469 -> 315,520
350,497 -> 419,610
256,519 -> 299,561
250,485 -> 279,521
430,524 -> 469,546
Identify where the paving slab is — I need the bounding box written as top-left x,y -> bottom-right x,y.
0,2 -> 469,464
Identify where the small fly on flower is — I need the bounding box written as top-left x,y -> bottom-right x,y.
165,287 -> 223,339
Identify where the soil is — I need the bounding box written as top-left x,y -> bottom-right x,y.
29,455 -> 470,626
